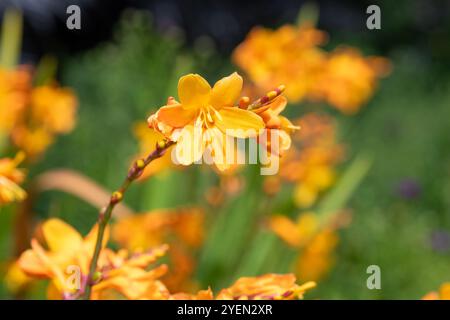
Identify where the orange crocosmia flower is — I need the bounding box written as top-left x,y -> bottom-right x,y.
18,218 -> 108,298
422,283 -> 450,300
112,208 -> 204,293
0,66 -> 78,159
11,126 -> 54,159
170,288 -> 214,300
233,25 -> 327,103
148,72 -> 264,170
133,122 -> 175,180
18,218 -> 170,300
295,228 -> 339,282
4,261 -> 34,294
91,245 -> 169,300
0,67 -> 31,132
269,212 -> 318,248
270,211 -> 350,282
278,113 -> 344,208
112,208 -> 204,250
310,47 -> 391,114
253,95 -> 299,156
30,85 -> 78,134
0,152 -> 26,205
216,274 -> 316,300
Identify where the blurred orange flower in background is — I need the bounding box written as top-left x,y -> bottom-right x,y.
422,283 -> 450,300
0,151 -> 26,205
112,208 -> 204,292
270,211 -> 351,282
310,47 -> 391,114
18,218 -> 106,298
0,65 -> 78,160
233,24 -> 326,102
30,85 -> 77,134
234,24 -> 390,113
216,274 -> 316,300
261,113 -> 342,204
0,67 -> 31,132
276,113 -> 344,208
16,218 -> 171,300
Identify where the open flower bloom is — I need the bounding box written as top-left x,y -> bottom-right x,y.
422,283 -> 450,300
148,72 -> 265,170
0,152 -> 26,205
17,218 -> 170,299
18,218 -> 106,298
216,274 -> 315,300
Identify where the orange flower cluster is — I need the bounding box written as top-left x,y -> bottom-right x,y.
0,152 -> 26,205
112,208 -> 204,292
277,113 -> 344,208
270,211 -> 351,282
15,218 -> 315,300
422,283 -> 450,300
0,66 -> 77,159
148,72 -> 297,171
233,24 -> 390,114
263,113 -> 343,207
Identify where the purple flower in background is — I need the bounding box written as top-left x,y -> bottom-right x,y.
396,178 -> 421,200
430,230 -> 450,253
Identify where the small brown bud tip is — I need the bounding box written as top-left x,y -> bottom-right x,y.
156,140 -> 166,150
111,191 -> 123,203
136,159 -> 145,169
166,96 -> 176,105
260,95 -> 269,104
238,96 -> 250,109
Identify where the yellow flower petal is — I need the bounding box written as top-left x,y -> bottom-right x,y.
42,219 -> 83,253
210,72 -> 243,109
174,124 -> 205,165
178,74 -> 211,110
216,107 -> 264,138
156,104 -> 197,127
18,249 -> 49,277
254,96 -> 287,115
